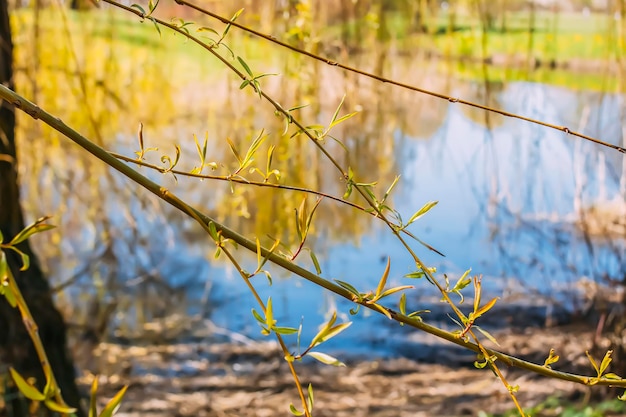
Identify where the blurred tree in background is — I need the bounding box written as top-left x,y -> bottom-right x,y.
0,0 -> 84,414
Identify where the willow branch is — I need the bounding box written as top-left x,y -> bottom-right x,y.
174,0 -> 626,155
110,151 -> 443,255
47,5 -> 626,407
3,83 -> 625,388
3,260 -> 71,411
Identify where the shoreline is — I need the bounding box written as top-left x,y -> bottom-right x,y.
75,298 -> 615,416
90,320 -> 606,417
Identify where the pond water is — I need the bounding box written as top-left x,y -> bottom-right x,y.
18,43 -> 626,359
189,78 -> 626,358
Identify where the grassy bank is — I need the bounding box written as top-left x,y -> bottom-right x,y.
11,7 -> 625,94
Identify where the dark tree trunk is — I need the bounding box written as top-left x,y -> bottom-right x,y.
0,1 -> 85,415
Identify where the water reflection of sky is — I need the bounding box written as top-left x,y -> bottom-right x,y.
201,81 -> 625,357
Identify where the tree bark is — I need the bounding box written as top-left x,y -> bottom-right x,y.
0,1 -> 85,415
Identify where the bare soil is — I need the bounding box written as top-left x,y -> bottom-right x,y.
83,321 -> 623,417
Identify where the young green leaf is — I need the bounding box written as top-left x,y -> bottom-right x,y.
297,197 -> 307,238
310,312 -> 352,348
287,104 -> 309,113
407,310 -> 429,321
305,198 -> 322,233
326,94 -> 358,132
475,326 -> 500,346
9,216 -> 55,246
160,144 -> 181,172
1,280 -> 17,308
543,348 -> 560,368
237,56 -> 254,77
473,276 -> 483,314
329,95 -> 347,127
472,297 -> 498,320
328,112 -> 357,130
137,121 -> 144,153
208,222 -> 218,241
380,175 -> 400,206
0,252 -> 7,282
406,201 -> 439,225
274,327 -> 299,335
308,351 -> 345,367
474,354 -> 493,370
257,238 -> 280,273
16,247 -> 30,271
259,270 -> 273,286
147,0 -> 159,14
310,312 -> 336,346
226,137 -> 243,165
240,130 -> 267,171
89,378 -> 98,417
399,293 -> 407,315
309,250 -> 322,275
343,183 -> 353,199
266,145 -> 276,176
44,399 -> 77,414
99,385 -> 128,417
9,367 -> 45,401
369,302 -> 392,319
222,8 -> 244,39
265,297 -> 274,329
289,403 -> 305,416
600,350 -> 614,376
306,383 -> 314,413
586,350 -> 600,376
334,280 -> 361,299
404,270 -> 425,279
251,308 -> 266,325
191,133 -> 208,174
375,257 -> 391,299
451,269 -> 472,303
255,238 -> 262,270
349,305 -> 361,315
130,3 -> 146,16
197,26 -> 219,36
378,285 -> 414,300
148,17 -> 162,37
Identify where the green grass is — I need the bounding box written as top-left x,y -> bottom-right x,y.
482,396 -> 626,417
331,10 -> 624,64
445,60 -> 620,92
10,6 -> 623,100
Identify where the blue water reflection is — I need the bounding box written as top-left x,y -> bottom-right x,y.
198,81 -> 625,357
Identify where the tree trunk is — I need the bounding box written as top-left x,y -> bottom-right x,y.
0,0 -> 85,415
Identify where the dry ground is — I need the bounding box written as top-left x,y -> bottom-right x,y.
84,322 -> 621,417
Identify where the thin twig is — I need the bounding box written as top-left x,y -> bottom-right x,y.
110,151 -> 444,256
2,82 -> 624,388
174,0 -> 626,155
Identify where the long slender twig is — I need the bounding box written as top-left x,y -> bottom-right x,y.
109,151 -> 445,256
111,151 -> 375,212
12,2 -> 623,402
220,245 -> 311,417
2,258 -> 72,412
38,5 -> 622,413
3,82 -> 625,388
96,1 -> 525,405
174,0 -> 626,155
